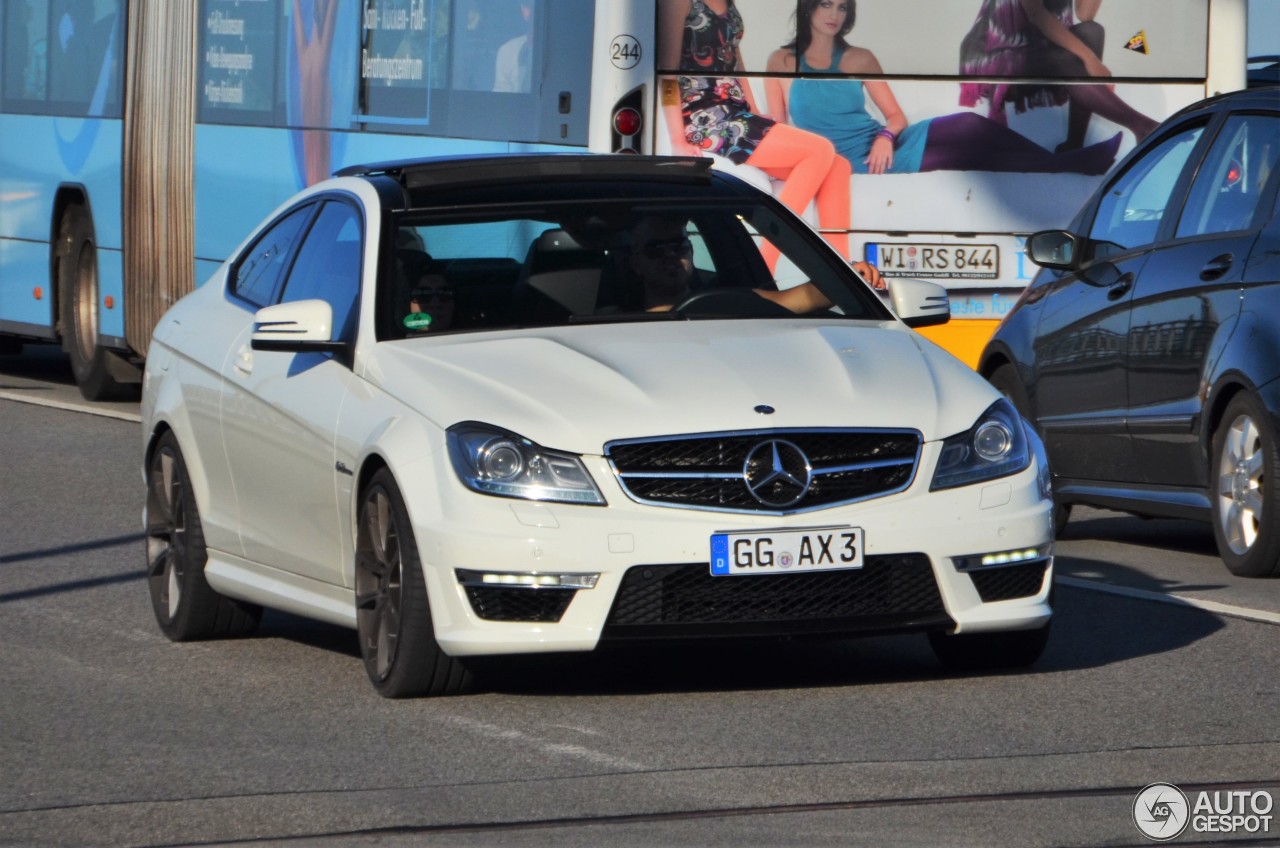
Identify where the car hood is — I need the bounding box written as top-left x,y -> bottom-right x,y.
362,321 -> 997,453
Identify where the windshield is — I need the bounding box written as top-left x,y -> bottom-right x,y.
379,199 -> 889,339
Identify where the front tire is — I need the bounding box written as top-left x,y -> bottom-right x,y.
146,431 -> 262,640
356,468 -> 472,698
1212,393 -> 1280,577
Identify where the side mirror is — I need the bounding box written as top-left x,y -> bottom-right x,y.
1025,230 -> 1080,271
251,299 -> 348,353
885,277 -> 950,328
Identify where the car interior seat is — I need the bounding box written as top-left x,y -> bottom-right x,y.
510,229 -> 608,323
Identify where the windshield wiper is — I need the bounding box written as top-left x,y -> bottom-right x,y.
565,311 -> 688,324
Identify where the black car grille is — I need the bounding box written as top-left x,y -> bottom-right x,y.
602,555 -> 951,640
606,430 -> 920,513
969,562 -> 1049,602
464,587 -> 577,622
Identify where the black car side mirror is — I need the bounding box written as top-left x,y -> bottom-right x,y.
1025,230 -> 1080,271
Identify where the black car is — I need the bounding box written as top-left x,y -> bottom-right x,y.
979,87 -> 1280,577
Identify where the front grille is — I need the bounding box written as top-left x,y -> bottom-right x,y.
464,587 -> 577,622
602,555 -> 951,640
969,562 -> 1049,602
606,429 -> 920,513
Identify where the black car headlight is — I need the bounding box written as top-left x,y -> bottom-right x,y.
447,422 -> 606,505
930,399 -> 1031,491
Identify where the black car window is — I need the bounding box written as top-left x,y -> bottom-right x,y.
279,201 -> 363,340
230,205 -> 313,307
1176,114 -> 1280,238
1088,126 -> 1204,259
382,200 -> 886,338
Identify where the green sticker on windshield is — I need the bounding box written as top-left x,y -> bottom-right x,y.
403,313 -> 433,331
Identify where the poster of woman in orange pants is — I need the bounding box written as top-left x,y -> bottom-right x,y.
658,0 -> 873,280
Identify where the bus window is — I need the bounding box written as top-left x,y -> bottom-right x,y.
2,0 -> 47,101
3,0 -> 122,115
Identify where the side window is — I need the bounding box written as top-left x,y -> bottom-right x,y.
1177,114 -> 1280,238
280,201 -> 363,340
1089,126 -> 1204,258
230,205 -> 313,308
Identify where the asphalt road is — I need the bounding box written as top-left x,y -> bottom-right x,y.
2,346 -> 1278,847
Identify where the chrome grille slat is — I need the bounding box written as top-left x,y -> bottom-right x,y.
606,428 -> 921,514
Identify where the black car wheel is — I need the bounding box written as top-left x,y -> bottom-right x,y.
146,431 -> 262,640
1212,393 -> 1280,577
355,468 -> 472,697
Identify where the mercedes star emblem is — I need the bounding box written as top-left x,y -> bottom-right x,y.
743,439 -> 813,507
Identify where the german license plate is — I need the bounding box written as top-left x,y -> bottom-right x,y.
710,527 -> 863,576
866,242 -> 999,279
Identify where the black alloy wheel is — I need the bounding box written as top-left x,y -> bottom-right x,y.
355,468 -> 472,697
145,431 -> 261,640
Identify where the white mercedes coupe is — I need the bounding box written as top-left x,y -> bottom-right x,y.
141,155 -> 1054,697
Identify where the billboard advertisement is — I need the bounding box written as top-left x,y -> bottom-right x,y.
653,0 -> 1210,311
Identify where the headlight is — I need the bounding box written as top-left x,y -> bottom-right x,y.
447,422 -> 606,505
930,398 -> 1031,490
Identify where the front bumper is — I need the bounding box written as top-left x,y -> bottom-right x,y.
400,446 -> 1054,657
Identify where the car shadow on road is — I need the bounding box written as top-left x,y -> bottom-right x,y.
456,581 -> 1224,698
245,569 -> 1226,699
1059,508 -> 1219,558
255,608 -> 362,659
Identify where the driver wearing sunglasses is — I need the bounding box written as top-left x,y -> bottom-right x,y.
627,215 -> 882,313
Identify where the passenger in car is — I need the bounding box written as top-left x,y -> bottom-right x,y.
405,274 -> 455,333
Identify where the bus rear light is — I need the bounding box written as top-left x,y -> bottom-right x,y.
613,107 -> 642,137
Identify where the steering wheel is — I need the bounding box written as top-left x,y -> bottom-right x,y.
672,287 -> 793,318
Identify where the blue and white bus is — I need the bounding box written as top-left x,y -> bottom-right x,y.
0,0 -> 653,399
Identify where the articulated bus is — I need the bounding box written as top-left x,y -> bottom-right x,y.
0,0 -> 1255,400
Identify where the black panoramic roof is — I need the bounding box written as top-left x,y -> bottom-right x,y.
335,153 -> 764,211
337,153 -> 715,189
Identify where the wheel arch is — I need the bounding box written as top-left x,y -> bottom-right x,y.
977,346 -> 1014,382
141,381 -> 216,530
1204,374 -> 1260,456
48,184 -> 94,338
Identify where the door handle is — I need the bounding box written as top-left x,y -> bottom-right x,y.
1106,273 -> 1134,301
1199,253 -> 1234,281
233,345 -> 253,376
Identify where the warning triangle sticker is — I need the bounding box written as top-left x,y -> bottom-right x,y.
1125,30 -> 1149,54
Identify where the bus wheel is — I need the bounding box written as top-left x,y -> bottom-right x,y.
57,208 -> 139,401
